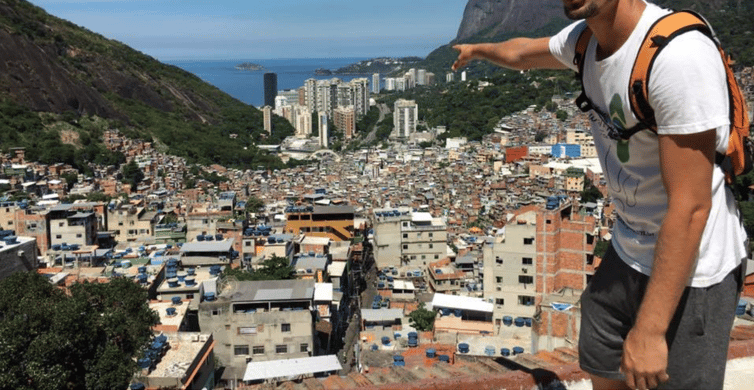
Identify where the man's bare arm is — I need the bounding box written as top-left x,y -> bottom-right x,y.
621,130 -> 716,390
452,37 -> 567,71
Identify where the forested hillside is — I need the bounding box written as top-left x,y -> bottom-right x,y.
0,0 -> 294,172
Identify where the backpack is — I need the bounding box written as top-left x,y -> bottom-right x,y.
573,10 -> 753,184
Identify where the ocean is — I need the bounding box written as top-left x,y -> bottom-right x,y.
167,58 -> 372,108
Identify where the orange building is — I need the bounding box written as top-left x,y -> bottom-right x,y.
504,145 -> 528,163
284,205 -> 354,241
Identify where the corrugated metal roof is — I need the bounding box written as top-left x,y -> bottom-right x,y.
180,240 -> 233,253
225,279 -> 315,302
361,308 -> 404,322
242,355 -> 341,381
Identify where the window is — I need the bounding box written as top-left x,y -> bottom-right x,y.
118,221 -> 124,226
518,295 -> 535,306
586,234 -> 595,245
300,343 -> 309,352
234,345 -> 249,356
495,298 -> 504,306
496,257 -> 503,266
275,344 -> 288,354
429,244 -> 433,249
253,346 -> 265,355
403,233 -> 408,238
496,277 -> 503,284
245,241 -> 251,247
522,257 -> 533,265
56,235 -> 62,239
403,244 -> 408,250
211,309 -> 222,316
58,222 -> 64,227
434,255 -> 439,259
428,233 -> 433,238
519,275 -> 533,284
523,238 -> 534,245
76,233 -> 82,238
281,323 -> 291,332
586,254 -> 594,265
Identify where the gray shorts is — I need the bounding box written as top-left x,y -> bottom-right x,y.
579,245 -> 741,389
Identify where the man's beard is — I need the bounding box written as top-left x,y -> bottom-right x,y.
565,2 -> 599,20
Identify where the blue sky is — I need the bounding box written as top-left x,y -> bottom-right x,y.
29,0 -> 469,61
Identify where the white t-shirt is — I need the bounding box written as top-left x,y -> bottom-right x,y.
549,2 -> 746,287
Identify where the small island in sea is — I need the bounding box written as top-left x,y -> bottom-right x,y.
235,62 -> 265,71
314,68 -> 333,76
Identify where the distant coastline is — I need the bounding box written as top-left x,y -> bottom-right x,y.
235,62 -> 265,71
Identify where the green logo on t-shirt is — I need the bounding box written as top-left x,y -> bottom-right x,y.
610,94 -> 630,163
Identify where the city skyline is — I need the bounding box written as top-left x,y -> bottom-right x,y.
29,0 -> 469,61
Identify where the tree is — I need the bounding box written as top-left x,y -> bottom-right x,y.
245,195 -> 265,214
0,272 -> 158,390
579,177 -> 604,204
225,255 -> 294,281
121,159 -> 144,188
408,303 -> 436,332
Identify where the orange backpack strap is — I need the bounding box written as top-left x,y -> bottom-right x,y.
629,11 -> 712,132
573,25 -> 595,113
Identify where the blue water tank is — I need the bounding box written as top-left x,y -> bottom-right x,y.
454,309 -> 463,317
138,266 -> 147,274
438,354 -> 450,363
484,345 -> 495,356
171,296 -> 182,305
426,348 -> 436,358
501,348 -> 511,356
458,343 -> 469,353
737,299 -> 748,316
381,336 -> 391,345
514,317 -> 525,327
503,316 -> 513,326
408,331 -> 418,339
204,292 -> 216,302
513,346 -> 524,355
524,318 -> 532,327
165,307 -> 176,316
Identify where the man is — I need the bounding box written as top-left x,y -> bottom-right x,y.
453,0 -> 746,389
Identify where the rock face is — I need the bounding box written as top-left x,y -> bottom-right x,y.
455,0 -> 566,42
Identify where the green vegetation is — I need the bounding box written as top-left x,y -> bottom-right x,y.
580,177 -> 604,204
374,70 -> 576,143
0,271 -> 158,390
223,255 -> 294,281
0,0 -> 295,171
593,240 -> 611,259
121,159 -> 144,188
408,303 -> 436,332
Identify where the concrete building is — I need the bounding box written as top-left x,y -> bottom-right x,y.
372,208 -> 447,269
394,99 -> 418,139
132,332 -> 216,390
334,106 -> 356,140
318,111 -> 329,148
179,239 -> 235,266
263,106 -> 273,134
197,279 -> 316,377
0,234 -> 38,280
108,204 -> 158,243
482,211 -> 538,323
284,205 -> 354,242
372,73 -> 380,93
48,204 -> 97,248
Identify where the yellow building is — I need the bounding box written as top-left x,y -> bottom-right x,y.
284,205 -> 354,241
